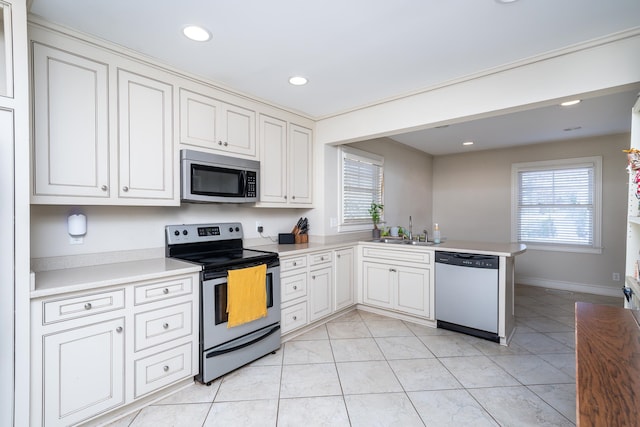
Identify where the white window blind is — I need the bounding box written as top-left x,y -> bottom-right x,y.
341,147 -> 384,226
513,157 -> 602,252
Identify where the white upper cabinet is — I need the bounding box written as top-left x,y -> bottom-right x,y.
30,29 -> 178,206
179,87 -> 256,158
118,69 -> 174,201
0,3 -> 13,98
258,114 -> 313,207
32,43 -> 110,199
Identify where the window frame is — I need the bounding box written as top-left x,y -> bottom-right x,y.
338,146 -> 384,233
511,156 -> 602,254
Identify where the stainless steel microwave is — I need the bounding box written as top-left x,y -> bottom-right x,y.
181,149 -> 259,203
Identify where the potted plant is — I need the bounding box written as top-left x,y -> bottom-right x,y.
369,202 -> 384,238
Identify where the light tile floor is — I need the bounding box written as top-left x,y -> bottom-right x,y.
108,285 -> 621,427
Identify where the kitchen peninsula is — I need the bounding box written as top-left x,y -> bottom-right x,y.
252,239 -> 526,345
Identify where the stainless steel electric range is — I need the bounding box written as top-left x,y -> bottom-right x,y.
165,222 -> 281,385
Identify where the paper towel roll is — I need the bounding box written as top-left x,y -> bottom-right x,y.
68,213 -> 87,236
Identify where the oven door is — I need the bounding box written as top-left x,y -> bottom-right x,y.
202,264 -> 281,349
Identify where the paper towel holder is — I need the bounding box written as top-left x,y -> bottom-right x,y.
67,213 -> 87,237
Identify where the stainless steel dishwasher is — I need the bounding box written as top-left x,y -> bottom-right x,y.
435,251 -> 500,342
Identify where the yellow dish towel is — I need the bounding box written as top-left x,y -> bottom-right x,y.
226,264 -> 268,328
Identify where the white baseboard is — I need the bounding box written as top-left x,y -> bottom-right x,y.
517,275 -> 622,298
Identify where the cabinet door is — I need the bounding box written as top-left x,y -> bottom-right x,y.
43,317 -> 125,426
362,262 -> 393,309
288,124 -> 313,205
396,265 -> 431,318
334,248 -> 355,310
32,43 -> 110,198
179,88 -> 218,149
309,266 -> 333,322
221,102 -> 256,157
118,69 -> 174,201
259,114 -> 287,203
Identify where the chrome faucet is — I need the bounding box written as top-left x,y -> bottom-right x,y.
405,215 -> 413,240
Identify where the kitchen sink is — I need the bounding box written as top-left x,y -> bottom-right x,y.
370,238 -> 435,246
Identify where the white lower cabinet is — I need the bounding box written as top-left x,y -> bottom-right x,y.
43,317 -> 125,427
31,272 -> 199,426
280,246 -> 356,335
334,247 -> 355,310
361,245 -> 433,319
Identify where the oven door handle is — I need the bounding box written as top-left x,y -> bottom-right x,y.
205,324 -> 280,358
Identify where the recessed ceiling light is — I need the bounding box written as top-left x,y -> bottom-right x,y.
495,0 -> 518,3
183,25 -> 211,42
289,76 -> 308,86
462,141 -> 474,146
560,99 -> 581,107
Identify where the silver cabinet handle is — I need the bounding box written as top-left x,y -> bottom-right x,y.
101,185 -> 108,191
163,323 -> 169,329
122,186 -> 129,192
163,365 -> 169,372
163,288 -> 169,294
84,303 -> 92,310
116,326 -> 123,333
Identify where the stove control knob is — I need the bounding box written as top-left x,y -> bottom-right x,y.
182,230 -> 188,235
229,227 -> 234,232
174,230 -> 180,236
235,227 -> 240,232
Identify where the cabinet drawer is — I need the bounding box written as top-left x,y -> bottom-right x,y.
309,251 -> 332,266
281,272 -> 307,303
134,276 -> 194,305
281,302 -> 307,334
134,302 -> 193,351
362,246 -> 431,264
281,255 -> 307,272
43,289 -> 125,324
134,342 -> 192,398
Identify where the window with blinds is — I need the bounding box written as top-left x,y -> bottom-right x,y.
340,147 -> 384,228
512,157 -> 602,252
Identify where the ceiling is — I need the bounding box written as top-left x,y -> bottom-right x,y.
28,0 -> 640,155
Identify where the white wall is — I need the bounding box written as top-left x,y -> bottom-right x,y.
432,133 -> 629,294
30,204 -> 312,259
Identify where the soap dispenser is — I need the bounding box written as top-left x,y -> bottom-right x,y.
433,223 -> 441,244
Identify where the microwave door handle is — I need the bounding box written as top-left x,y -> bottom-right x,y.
239,170 -> 246,196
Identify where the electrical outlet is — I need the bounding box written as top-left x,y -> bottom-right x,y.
256,221 -> 263,233
613,272 -> 621,282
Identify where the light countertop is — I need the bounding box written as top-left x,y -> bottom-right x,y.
251,239 -> 526,258
31,257 -> 201,298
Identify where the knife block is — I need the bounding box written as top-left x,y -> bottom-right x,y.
294,234 -> 308,244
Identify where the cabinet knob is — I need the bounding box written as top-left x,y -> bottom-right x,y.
116,326 -> 123,333
293,285 -> 297,290
163,288 -> 169,294
292,315 -> 297,320
292,195 -> 296,200
284,195 -> 287,200
292,262 -> 297,266
312,275 -> 316,280
224,142 -> 228,146
84,303 -> 92,310
218,141 -> 223,145
163,323 -> 169,329
389,268 -> 397,272
163,365 -> 170,372
101,185 -> 108,191
122,186 -> 129,192
337,255 -> 341,259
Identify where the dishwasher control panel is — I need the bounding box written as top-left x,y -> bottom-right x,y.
435,251 -> 499,269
